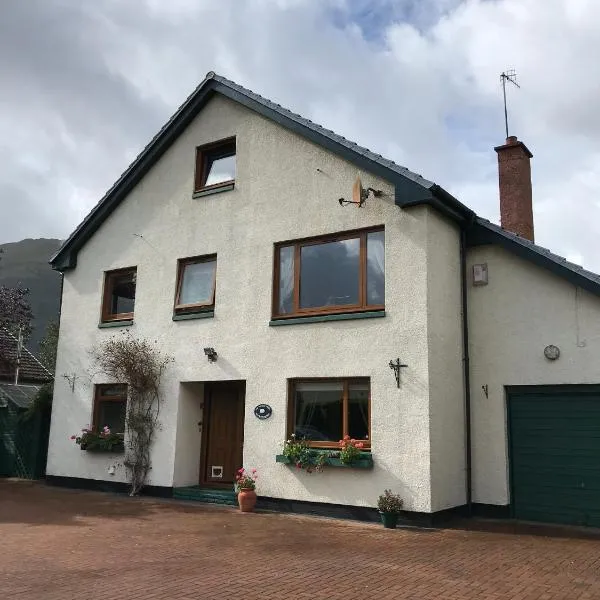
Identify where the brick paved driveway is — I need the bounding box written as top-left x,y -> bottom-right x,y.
2,480 -> 600,600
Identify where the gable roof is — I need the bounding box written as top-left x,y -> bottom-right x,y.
49,72 -> 600,299
0,329 -> 53,384
50,71 -> 473,271
467,218 -> 600,298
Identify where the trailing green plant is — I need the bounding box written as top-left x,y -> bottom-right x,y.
71,425 -> 124,451
377,489 -> 404,514
91,332 -> 172,495
282,434 -> 328,473
338,435 -> 365,465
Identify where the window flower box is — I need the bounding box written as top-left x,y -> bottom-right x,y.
275,451 -> 373,470
72,426 -> 125,453
81,441 -> 125,454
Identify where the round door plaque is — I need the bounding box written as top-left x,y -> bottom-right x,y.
254,404 -> 272,420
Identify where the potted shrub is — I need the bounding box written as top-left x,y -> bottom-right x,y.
235,468 -> 258,512
377,489 -> 403,529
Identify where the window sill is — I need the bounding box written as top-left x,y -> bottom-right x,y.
193,183 -> 234,198
275,452 -> 373,470
81,443 -> 125,454
98,320 -> 133,329
269,311 -> 385,327
172,311 -> 214,322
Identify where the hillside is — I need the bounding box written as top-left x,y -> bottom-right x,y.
0,238 -> 62,353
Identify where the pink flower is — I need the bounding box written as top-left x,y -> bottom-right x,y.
251,468 -> 257,473
238,468 -> 244,474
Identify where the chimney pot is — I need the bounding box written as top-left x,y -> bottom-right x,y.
494,137 -> 534,241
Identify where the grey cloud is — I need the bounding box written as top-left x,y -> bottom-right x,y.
1,0 -> 599,275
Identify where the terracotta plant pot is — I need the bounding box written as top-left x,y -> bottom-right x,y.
238,488 -> 257,512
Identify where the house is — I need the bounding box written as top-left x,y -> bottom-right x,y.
46,72 -> 600,527
0,328 -> 53,478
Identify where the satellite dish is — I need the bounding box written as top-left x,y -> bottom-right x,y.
352,176 -> 365,207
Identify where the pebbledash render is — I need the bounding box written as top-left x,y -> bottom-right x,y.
46,73 -> 600,526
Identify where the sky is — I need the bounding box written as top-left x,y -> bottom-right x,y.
1,0 -> 600,270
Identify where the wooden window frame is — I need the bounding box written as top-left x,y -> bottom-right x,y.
174,255 -> 217,314
272,226 -> 384,319
287,377 -> 371,450
92,384 -> 127,434
101,267 -> 137,323
194,137 -> 236,193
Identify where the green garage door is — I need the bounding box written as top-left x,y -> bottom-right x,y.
509,388 -> 600,527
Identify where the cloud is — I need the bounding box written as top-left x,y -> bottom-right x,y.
1,0 -> 599,271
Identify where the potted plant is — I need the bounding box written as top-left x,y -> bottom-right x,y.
377,489 -> 403,529
71,426 -> 124,453
338,435 -> 365,465
235,468 -> 258,512
282,434 -> 327,473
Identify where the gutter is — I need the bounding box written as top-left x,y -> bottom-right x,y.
460,227 -> 473,516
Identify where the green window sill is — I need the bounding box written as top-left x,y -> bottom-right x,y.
98,320 -> 133,329
192,183 -> 234,198
270,311 -> 385,327
172,311 -> 215,322
81,443 -> 125,454
275,452 -> 373,470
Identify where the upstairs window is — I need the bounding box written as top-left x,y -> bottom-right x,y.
273,227 -> 384,319
102,268 -> 136,322
289,378 -> 370,449
174,255 -> 217,314
93,384 -> 127,434
194,138 -> 236,192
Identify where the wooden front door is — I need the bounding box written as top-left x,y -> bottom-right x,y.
201,381 -> 245,488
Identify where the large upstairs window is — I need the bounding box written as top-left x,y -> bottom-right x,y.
273,227 -> 384,319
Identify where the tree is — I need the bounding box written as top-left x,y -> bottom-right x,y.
39,320 -> 59,373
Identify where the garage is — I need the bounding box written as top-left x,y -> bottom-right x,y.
508,386 -> 600,527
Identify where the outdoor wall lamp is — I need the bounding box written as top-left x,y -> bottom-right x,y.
203,347 -> 218,363
389,358 -> 408,388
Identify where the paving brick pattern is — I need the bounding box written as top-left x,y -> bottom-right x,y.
2,480 -> 600,599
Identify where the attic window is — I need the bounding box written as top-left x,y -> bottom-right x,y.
194,138 -> 236,192
102,267 -> 136,322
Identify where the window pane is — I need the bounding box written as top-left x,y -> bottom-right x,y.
348,383 -> 369,440
278,246 -> 294,314
299,238 -> 360,309
179,260 -> 216,306
99,385 -> 127,398
367,231 -> 385,305
97,400 -> 126,433
204,153 -> 235,186
294,382 -> 343,442
110,273 -> 135,315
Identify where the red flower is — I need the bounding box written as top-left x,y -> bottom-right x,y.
70,435 -> 76,440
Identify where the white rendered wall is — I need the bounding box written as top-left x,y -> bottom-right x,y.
172,383 -> 204,487
46,94 -> 460,511
426,211 -> 465,511
467,245 -> 600,506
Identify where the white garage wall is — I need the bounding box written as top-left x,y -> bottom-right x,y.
467,244 -> 600,506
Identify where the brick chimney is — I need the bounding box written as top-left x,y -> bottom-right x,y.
494,135 -> 534,241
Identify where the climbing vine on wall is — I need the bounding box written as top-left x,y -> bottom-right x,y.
92,333 -> 173,496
